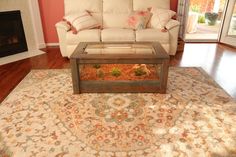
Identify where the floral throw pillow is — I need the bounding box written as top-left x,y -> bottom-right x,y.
149,8 -> 176,29
127,11 -> 151,30
63,11 -> 100,34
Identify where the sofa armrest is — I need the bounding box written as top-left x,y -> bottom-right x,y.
55,21 -> 70,31
165,19 -> 180,30
55,21 -> 70,57
165,20 -> 180,55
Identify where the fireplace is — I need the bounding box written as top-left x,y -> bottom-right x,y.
0,10 -> 28,58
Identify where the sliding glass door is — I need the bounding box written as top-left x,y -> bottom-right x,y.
220,0 -> 236,46
184,0 -> 227,41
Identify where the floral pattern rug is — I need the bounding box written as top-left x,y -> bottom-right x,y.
0,68 -> 236,157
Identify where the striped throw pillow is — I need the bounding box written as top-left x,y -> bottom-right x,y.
149,8 -> 176,29
63,11 -> 100,34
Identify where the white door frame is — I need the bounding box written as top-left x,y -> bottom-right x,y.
183,0 -> 229,42
220,0 -> 236,47
182,0 -> 190,41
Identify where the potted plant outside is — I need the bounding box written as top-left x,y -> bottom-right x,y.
205,12 -> 218,26
198,14 -> 205,24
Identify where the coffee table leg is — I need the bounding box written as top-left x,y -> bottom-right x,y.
70,59 -> 80,94
160,60 -> 169,94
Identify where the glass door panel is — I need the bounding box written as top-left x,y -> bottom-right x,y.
184,0 -> 227,41
227,4 -> 236,36
220,0 -> 236,46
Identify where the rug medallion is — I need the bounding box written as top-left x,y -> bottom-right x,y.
0,68 -> 235,157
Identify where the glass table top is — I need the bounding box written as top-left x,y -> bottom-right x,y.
84,43 -> 155,55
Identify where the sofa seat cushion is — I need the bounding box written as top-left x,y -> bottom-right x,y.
66,29 -> 101,44
136,29 -> 169,44
102,28 -> 135,42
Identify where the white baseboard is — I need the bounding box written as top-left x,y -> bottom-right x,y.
46,43 -> 59,46
0,50 -> 45,65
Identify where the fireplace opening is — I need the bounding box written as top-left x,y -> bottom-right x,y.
0,10 -> 28,58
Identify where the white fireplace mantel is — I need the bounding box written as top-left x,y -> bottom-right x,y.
0,0 -> 46,49
28,0 -> 46,49
0,0 -> 46,65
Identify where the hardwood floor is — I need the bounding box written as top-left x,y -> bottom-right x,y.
0,42 -> 236,103
171,42 -> 236,99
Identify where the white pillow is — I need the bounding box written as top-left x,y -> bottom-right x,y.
149,8 -> 176,29
63,11 -> 100,34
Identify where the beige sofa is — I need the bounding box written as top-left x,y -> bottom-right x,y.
56,0 -> 180,57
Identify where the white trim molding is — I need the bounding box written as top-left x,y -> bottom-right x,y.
0,50 -> 45,66
38,43 -> 47,49
0,0 -> 46,50
0,0 -> 46,65
46,43 -> 60,46
28,0 -> 46,49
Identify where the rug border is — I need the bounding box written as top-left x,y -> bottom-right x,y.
194,67 -> 233,99
0,69 -> 70,104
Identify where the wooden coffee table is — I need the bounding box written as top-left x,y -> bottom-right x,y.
70,42 -> 169,94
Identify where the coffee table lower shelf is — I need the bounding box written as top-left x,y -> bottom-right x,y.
74,80 -> 162,93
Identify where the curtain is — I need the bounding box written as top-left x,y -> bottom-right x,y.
177,0 -> 188,39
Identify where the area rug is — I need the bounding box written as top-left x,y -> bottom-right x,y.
0,68 -> 236,157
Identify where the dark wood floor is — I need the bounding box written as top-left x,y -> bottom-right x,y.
0,42 -> 236,103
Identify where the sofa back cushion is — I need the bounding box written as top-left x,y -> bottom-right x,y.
64,0 -> 171,28
103,0 -> 133,28
64,0 -> 103,25
133,0 -> 170,11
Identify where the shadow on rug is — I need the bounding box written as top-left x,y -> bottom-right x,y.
0,67 -> 236,157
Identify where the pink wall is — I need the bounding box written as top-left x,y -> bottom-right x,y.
170,0 -> 178,12
38,0 -> 64,43
38,0 -> 178,44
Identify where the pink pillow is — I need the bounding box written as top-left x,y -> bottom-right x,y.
149,8 -> 176,29
127,11 -> 151,30
63,11 -> 100,34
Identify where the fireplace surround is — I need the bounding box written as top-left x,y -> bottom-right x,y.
0,0 -> 46,65
0,10 -> 28,58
